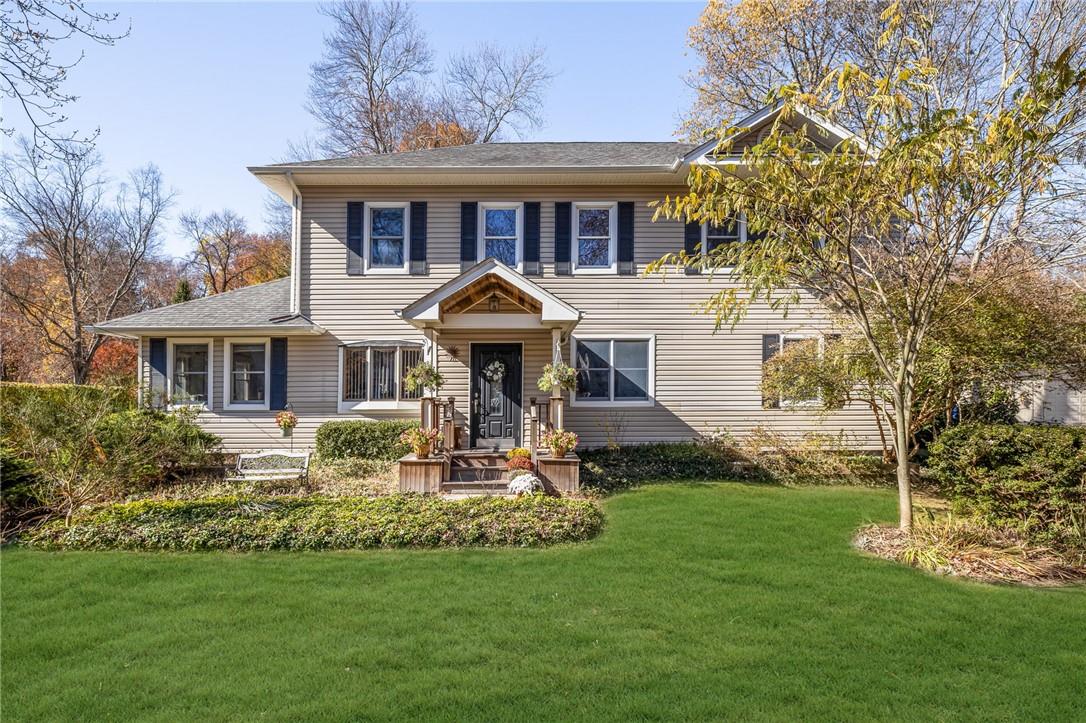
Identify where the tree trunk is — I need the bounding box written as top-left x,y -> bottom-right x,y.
892,394 -> 913,530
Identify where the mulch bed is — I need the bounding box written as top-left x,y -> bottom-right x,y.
854,524 -> 1086,587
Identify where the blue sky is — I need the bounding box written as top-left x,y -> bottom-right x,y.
7,2 -> 702,258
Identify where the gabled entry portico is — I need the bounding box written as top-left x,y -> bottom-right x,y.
395,259 -> 583,494
397,258 -> 581,452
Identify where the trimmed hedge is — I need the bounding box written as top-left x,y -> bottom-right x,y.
928,423 -> 1086,541
25,494 -> 605,550
315,419 -> 418,461
580,441 -> 893,493
580,443 -> 738,492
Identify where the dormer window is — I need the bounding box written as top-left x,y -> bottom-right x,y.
573,202 -> 617,274
364,202 -> 410,274
479,203 -> 522,268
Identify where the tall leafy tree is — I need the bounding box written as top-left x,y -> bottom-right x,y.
651,5 -> 1086,529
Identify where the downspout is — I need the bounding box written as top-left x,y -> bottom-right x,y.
284,171 -> 303,316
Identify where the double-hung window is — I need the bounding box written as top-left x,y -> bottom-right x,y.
340,343 -> 425,411
168,338 -> 212,409
765,333 -> 822,407
224,339 -> 269,410
479,203 -> 521,268
571,336 -> 654,406
704,218 -> 742,254
573,202 -> 617,273
365,202 -> 409,274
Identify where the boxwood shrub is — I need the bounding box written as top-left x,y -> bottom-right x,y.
315,419 -> 418,461
928,423 -> 1086,542
25,494 -> 605,551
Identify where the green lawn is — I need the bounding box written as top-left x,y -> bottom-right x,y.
3,484 -> 1084,721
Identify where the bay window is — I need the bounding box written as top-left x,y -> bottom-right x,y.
571,336 -> 654,406
339,342 -> 426,411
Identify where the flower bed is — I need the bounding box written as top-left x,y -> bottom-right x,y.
24,494 -> 604,551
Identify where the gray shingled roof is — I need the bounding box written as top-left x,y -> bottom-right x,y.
91,278 -> 319,333
271,142 -> 696,169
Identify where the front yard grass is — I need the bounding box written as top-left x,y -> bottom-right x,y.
3,483 -> 1084,721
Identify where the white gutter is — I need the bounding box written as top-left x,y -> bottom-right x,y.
284,171 -> 303,316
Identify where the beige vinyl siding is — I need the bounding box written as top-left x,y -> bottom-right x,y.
142,183 -> 882,451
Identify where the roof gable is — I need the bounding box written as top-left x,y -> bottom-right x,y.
683,101 -> 869,165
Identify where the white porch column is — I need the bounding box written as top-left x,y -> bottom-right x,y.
550,327 -> 565,430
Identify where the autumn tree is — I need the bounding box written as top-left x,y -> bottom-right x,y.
682,0 -> 1084,137
651,5 -> 1086,529
307,1 -> 552,157
0,139 -> 172,383
181,209 -> 289,294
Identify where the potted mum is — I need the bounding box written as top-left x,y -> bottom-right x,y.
403,361 -> 445,397
507,473 -> 543,496
537,362 -> 577,395
540,429 -> 578,458
400,426 -> 442,459
275,410 -> 298,437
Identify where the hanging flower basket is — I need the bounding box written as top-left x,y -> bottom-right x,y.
537,362 -> 577,393
275,410 -> 298,437
483,360 -> 506,384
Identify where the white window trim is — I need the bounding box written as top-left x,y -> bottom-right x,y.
701,214 -> 747,272
337,342 -> 425,413
363,201 -> 411,275
775,332 -> 824,409
572,201 -> 618,275
477,202 -> 524,272
167,337 -> 213,411
223,337 -> 271,411
569,334 -> 655,408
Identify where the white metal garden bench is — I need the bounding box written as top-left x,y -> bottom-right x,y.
232,450 -> 310,484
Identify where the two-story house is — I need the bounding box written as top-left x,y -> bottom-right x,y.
91,104 -> 882,454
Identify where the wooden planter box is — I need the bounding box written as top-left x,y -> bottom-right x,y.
536,453 -> 580,494
398,455 -> 445,494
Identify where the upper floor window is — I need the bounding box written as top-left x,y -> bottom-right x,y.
573,202 -> 617,274
479,203 -> 521,268
570,336 -> 654,407
704,218 -> 742,254
339,342 -> 424,411
365,202 -> 410,274
225,339 -> 269,410
168,338 -> 212,409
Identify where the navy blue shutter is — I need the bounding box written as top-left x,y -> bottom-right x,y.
269,338 -> 288,411
523,202 -> 541,275
460,202 -> 477,272
617,202 -> 635,275
410,202 -> 427,275
762,334 -> 781,409
554,202 -> 571,275
684,220 -> 701,275
148,338 -> 167,409
346,202 -> 364,275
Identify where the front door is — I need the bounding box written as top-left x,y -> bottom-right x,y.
470,343 -> 522,449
